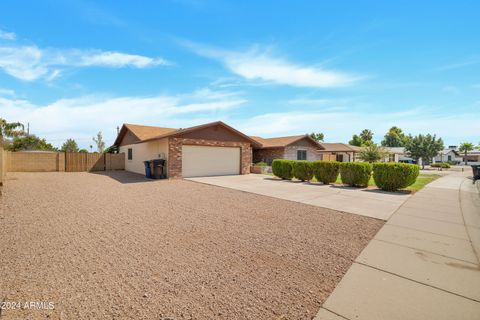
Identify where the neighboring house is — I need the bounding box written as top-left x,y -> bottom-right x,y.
317,143 -> 362,162
381,147 -> 421,164
381,147 -> 413,163
251,135 -> 324,165
462,149 -> 480,164
434,149 -> 462,164
113,121 -> 260,178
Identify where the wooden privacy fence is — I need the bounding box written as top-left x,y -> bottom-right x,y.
4,151 -> 124,172
65,153 -> 124,172
0,148 -> 6,185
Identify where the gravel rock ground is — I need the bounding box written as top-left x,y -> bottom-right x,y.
0,172 -> 383,320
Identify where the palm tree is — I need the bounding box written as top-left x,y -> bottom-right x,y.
459,142 -> 474,165
360,129 -> 374,143
0,118 -> 24,147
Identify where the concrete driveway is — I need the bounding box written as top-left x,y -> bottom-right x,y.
187,174 -> 411,220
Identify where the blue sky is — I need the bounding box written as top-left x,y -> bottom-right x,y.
0,0 -> 479,149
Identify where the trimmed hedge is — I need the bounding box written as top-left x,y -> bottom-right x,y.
340,162 -> 372,187
292,161 -> 314,181
272,159 -> 295,180
312,161 -> 340,184
373,162 -> 419,191
255,161 -> 268,167
431,162 -> 450,168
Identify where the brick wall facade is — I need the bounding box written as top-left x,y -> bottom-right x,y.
252,148 -> 285,165
168,137 -> 252,178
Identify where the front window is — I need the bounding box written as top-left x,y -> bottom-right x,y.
297,150 -> 307,160
128,148 -> 133,160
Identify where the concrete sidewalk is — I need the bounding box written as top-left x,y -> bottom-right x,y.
187,174 -> 410,220
315,172 -> 480,320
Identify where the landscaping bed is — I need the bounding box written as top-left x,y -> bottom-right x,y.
0,171 -> 383,320
269,160 -> 440,193
266,172 -> 440,192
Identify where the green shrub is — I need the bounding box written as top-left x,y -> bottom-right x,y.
373,162 -> 420,191
272,159 -> 295,180
292,161 -> 314,181
255,161 -> 268,167
312,161 -> 340,184
340,162 -> 372,187
431,162 -> 450,168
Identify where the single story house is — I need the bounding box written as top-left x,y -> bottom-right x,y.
113,121 -> 260,178
382,147 -> 410,163
250,135 -> 324,165
461,149 -> 480,164
434,149 -> 462,164
317,143 -> 362,162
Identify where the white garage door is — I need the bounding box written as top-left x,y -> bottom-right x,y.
182,145 -> 241,178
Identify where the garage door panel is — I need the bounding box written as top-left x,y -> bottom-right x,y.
182,145 -> 240,178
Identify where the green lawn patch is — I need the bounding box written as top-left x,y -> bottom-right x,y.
405,173 -> 441,192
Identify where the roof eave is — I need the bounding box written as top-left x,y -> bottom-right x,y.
139,121 -> 262,147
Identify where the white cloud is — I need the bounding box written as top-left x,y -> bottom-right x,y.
236,109 -> 479,146
185,42 -> 361,88
0,87 -> 15,97
0,89 -> 246,147
0,29 -> 16,40
0,46 -> 49,81
0,45 -> 169,81
78,51 -> 168,68
1,89 -> 477,147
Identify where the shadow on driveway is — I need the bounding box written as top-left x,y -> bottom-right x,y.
90,170 -> 156,184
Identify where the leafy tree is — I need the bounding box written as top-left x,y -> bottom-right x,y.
404,134 -> 444,169
381,126 -> 408,147
0,118 -> 24,146
92,131 -> 105,153
79,148 -> 88,153
309,132 -> 325,142
349,129 -> 374,146
459,142 -> 474,165
104,145 -> 119,154
7,134 -> 56,151
60,138 -> 79,152
349,134 -> 363,146
358,144 -> 388,163
360,129 -> 374,143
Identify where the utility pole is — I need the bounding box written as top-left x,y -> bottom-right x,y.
27,122 -> 30,136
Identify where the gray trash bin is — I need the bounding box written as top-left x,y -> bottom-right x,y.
472,165 -> 480,182
152,159 -> 167,179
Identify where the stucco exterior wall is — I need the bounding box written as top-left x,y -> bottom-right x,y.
434,151 -> 462,163
119,138 -> 168,175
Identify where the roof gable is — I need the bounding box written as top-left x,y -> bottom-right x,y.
318,143 -> 362,152
114,121 -> 261,147
114,124 -> 177,146
251,135 -> 323,149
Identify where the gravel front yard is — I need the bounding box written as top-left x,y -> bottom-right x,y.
0,172 -> 383,320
